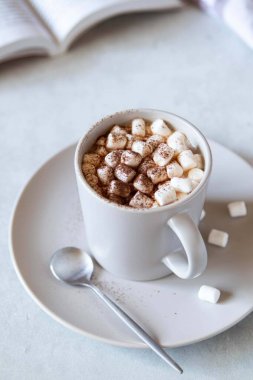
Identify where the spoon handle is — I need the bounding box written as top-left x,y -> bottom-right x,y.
90,284 -> 183,374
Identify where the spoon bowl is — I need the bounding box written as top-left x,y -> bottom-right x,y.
50,247 -> 93,285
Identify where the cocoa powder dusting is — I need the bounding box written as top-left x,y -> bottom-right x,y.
81,118 -> 204,208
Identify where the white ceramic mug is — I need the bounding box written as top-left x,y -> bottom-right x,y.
75,109 -> 212,281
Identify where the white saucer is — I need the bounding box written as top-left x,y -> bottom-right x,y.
9,141 -> 253,348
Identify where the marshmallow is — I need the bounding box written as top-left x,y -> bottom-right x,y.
146,134 -> 166,149
152,201 -> 159,208
106,133 -> 127,150
191,180 -> 199,190
85,173 -> 99,187
153,143 -> 174,167
97,166 -> 114,185
158,180 -> 171,190
200,209 -> 206,220
177,150 -> 197,171
167,131 -> 188,155
114,164 -> 136,183
93,184 -> 103,195
108,180 -> 131,198
96,136 -> 106,146
147,166 -> 168,184
94,145 -> 108,157
82,153 -> 101,167
111,125 -> 127,135
228,201 -> 247,218
151,119 -> 172,137
132,140 -> 153,158
166,161 -> 183,179
176,192 -> 188,201
121,150 -> 142,168
188,168 -> 204,182
129,191 -> 153,209
194,153 -> 204,169
154,186 -> 177,206
104,150 -> 123,168
198,285 -> 221,304
125,134 -> 141,149
133,174 -> 154,194
108,194 -> 124,205
82,163 -> 96,175
131,118 -> 146,137
138,157 -> 156,174
170,177 -> 193,194
208,229 -> 229,248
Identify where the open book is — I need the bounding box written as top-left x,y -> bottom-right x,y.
1,0 -> 182,63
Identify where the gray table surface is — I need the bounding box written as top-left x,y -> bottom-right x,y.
1,6 -> 253,380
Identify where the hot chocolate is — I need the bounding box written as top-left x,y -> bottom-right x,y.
82,118 -> 204,208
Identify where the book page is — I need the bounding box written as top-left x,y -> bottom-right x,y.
28,0 -> 182,47
0,0 -> 55,61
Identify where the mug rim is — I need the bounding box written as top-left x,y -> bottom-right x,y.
74,108 -> 212,214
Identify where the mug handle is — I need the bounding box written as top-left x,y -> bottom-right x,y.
162,213 -> 207,279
